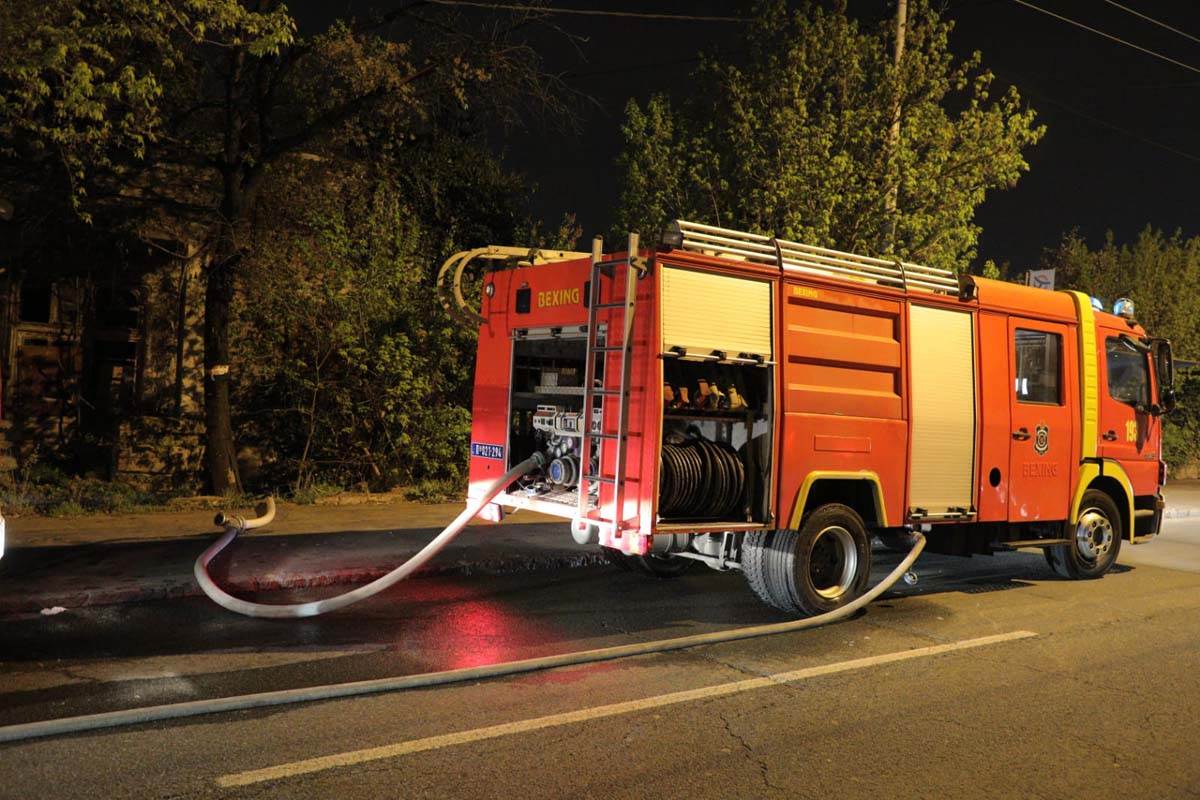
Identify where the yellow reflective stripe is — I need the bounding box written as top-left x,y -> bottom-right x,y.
1066,291 -> 1099,459
1070,462 -> 1100,526
790,471 -> 888,528
1106,461 -> 1136,540
1069,460 -> 1135,538
1063,293 -> 1137,537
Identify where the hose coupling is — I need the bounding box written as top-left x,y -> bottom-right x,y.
213,512 -> 248,532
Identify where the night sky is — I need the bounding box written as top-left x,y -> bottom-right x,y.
305,1 -> 1200,273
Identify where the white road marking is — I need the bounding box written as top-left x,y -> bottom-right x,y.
217,630 -> 1037,788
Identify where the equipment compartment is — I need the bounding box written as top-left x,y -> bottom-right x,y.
506,328 -> 600,509
658,358 -> 773,524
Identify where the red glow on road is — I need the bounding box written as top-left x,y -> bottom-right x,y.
444,600 -> 515,669
397,579 -> 562,670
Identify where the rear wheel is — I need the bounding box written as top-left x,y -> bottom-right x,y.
1045,489 -> 1122,579
742,504 -> 872,615
743,530 -> 783,609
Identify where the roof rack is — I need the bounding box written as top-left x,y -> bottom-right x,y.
664,219 -> 959,295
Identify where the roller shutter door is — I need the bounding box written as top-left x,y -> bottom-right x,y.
908,305 -> 976,515
660,267 -> 772,358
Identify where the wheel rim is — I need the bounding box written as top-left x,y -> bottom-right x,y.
1075,507 -> 1114,562
809,525 -> 858,599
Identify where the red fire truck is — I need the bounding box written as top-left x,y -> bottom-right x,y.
443,220 -> 1175,616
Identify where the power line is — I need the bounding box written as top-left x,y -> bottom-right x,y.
1101,0 -> 1200,47
448,0 -> 1200,169
1009,0 -> 1200,75
567,46 -> 758,80
994,69 -> 1200,167
426,1 -> 749,22
568,54 -> 706,80
1037,97 -> 1200,166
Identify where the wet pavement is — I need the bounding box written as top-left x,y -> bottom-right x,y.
1,519 -> 1199,799
0,521 -> 598,614
0,546 -> 1083,727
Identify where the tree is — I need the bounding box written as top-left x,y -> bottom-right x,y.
1043,227 -> 1200,359
1043,227 -> 1200,471
0,0 -> 563,493
231,127 -> 543,494
614,0 -> 1045,273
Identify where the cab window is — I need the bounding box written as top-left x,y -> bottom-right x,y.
1106,337 -> 1150,407
1014,329 -> 1062,404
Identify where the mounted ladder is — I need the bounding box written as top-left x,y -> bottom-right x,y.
576,232 -> 645,546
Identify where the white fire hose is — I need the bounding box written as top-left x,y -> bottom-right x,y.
0,488 -> 923,743
194,454 -> 547,619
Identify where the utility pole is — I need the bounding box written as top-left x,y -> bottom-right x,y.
884,0 -> 906,246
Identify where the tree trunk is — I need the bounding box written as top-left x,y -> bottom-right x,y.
883,0 -> 907,247
203,250 -> 242,495
203,47 -> 251,496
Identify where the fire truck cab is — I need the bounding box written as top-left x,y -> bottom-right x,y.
449,220 -> 1174,616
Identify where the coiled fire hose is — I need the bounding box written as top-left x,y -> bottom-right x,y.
194,454 -> 547,619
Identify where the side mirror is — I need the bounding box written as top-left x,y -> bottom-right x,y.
1159,387 -> 1178,415
1152,338 -> 1176,414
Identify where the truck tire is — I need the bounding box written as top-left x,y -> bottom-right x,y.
1043,545 -> 1069,578
742,505 -> 872,615
743,530 -> 790,610
1045,489 -> 1122,580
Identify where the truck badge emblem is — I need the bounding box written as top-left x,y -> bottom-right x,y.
1034,424 -> 1049,456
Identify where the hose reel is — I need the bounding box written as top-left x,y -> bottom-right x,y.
658,435 -> 745,520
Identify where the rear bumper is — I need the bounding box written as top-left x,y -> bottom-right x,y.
494,492 -> 577,520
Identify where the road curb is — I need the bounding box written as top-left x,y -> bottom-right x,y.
10,506 -> 1196,616
0,548 -> 609,616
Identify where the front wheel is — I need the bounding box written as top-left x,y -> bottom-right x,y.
742,504 -> 872,615
1045,489 -> 1122,579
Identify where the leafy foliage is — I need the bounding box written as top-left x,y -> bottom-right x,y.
0,0 -> 294,214
0,0 -> 569,494
1164,369 -> 1200,476
614,0 -> 1044,272
1043,227 -> 1200,360
0,459 -> 159,516
231,132 -> 536,494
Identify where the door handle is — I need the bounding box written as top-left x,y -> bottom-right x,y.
1103,430 -> 1119,441
1012,428 -> 1030,441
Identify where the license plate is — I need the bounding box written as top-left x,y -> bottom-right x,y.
471,442 -> 505,460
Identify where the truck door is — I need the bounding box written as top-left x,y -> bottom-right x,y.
1098,330 -> 1159,495
1008,318 -> 1073,521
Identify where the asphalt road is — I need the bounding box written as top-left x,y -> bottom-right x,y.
3,520 -> 1200,799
